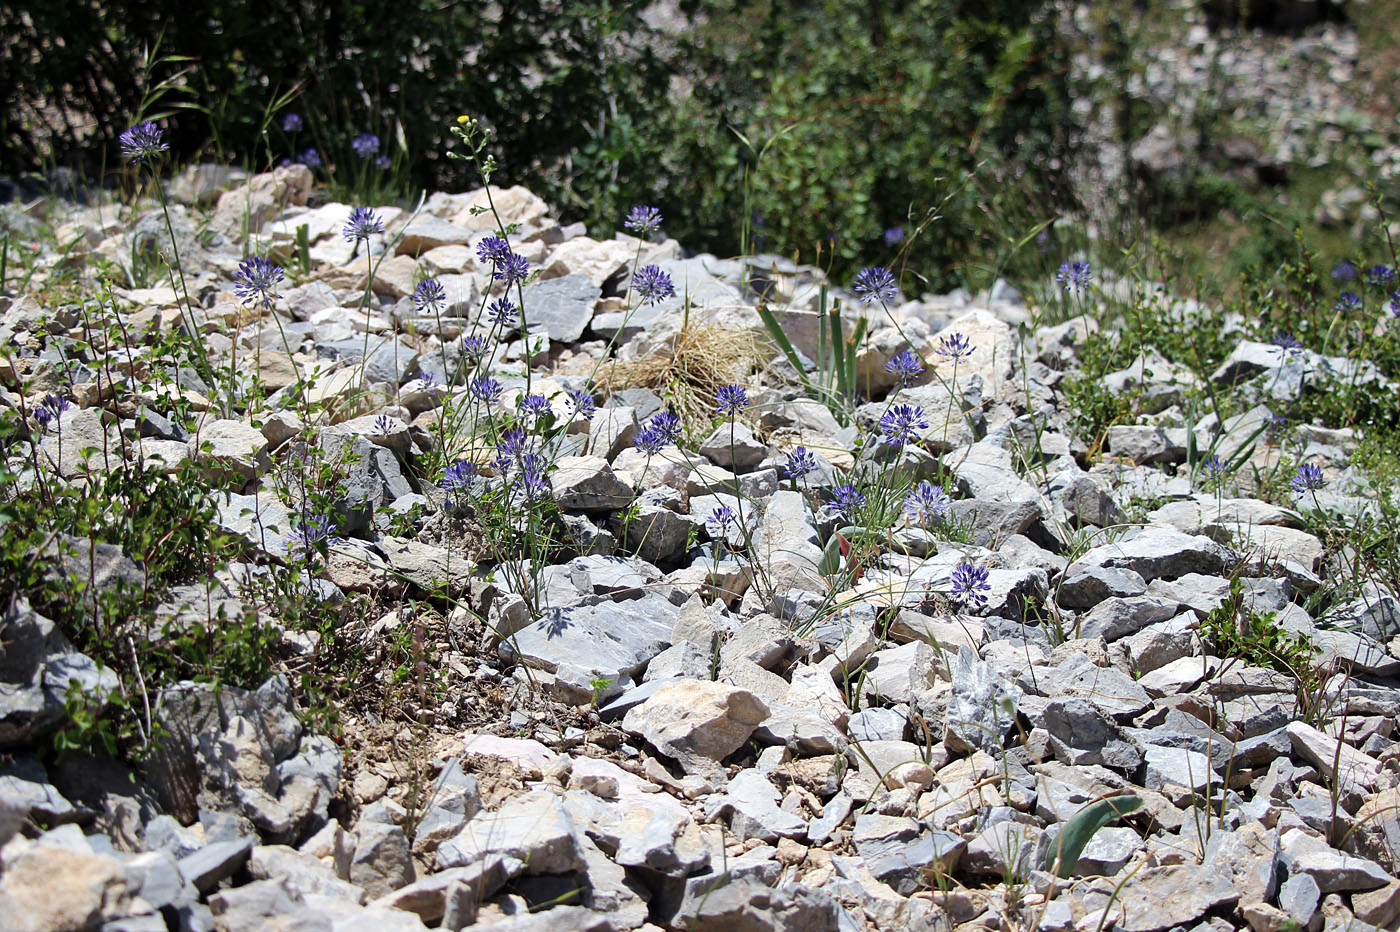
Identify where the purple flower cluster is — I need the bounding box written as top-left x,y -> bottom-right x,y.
904,481 -> 950,526
934,332 -> 974,360
632,265 -> 675,306
885,349 -> 925,386
287,515 -> 336,559
634,411 -> 682,455
950,564 -> 991,608
828,484 -> 866,521
785,446 -> 817,479
233,256 -> 285,310
119,121 -> 168,164
853,267 -> 897,305
880,404 -> 929,447
343,207 -> 384,243
413,279 -> 447,313
624,205 -> 663,236
706,506 -> 737,538
33,393 -> 71,430
487,297 -> 518,329
1290,463 -> 1326,496
352,133 -> 380,159
715,384 -> 749,416
1055,261 -> 1092,292
568,389 -> 596,421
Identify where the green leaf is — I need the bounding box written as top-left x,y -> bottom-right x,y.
1041,794 -> 1142,878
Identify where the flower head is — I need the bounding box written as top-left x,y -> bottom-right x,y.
487,296 -> 518,329
568,389 -> 596,421
516,453 -> 549,502
784,446 -> 817,479
470,376 -> 503,407
287,515 -> 336,559
904,481 -> 950,526
880,403 -> 929,447
1366,265 -> 1397,288
441,460 -> 477,497
1335,292 -> 1362,313
828,484 -> 866,521
343,207 -> 384,243
950,564 -> 991,608
883,227 -> 905,246
419,371 -> 440,390
375,154 -> 391,170
493,253 -> 530,287
1388,291 -> 1400,318
232,256 -> 285,310
299,148 -> 322,169
634,424 -> 668,455
412,279 -> 447,314
1202,454 -> 1225,477
460,335 -> 491,366
495,427 -> 530,462
374,415 -> 395,435
352,133 -> 380,159
119,121 -> 168,165
476,236 -> 512,268
934,332 -> 975,360
715,384 -> 749,416
853,267 -> 897,305
624,205 -> 664,236
1055,261 -> 1092,292
885,349 -> 925,386
281,113 -> 303,133
1290,463 -> 1326,495
649,412 -> 682,445
520,394 -> 552,425
1271,332 -> 1303,357
706,506 -> 738,538
632,265 -> 675,306
1333,260 -> 1358,282
34,393 -> 71,430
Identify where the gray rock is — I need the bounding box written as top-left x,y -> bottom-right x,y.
1141,744 -> 1215,795
644,640 -> 714,682
963,819 -> 1041,879
617,505 -> 696,565
520,274 -> 601,343
944,647 -> 1022,755
1025,653 -> 1152,720
1278,873 -> 1322,929
622,678 -> 769,770
852,814 -> 964,895
1109,865 -> 1239,932
1066,530 -> 1235,583
861,641 -> 937,705
847,707 -> 909,742
1075,597 -> 1179,642
0,757 -> 81,825
550,456 -> 634,511
350,822 -> 415,899
1076,825 -> 1143,875
395,215 -> 472,255
502,593 -> 680,688
1048,471 -> 1125,528
190,418 -> 272,482
705,770 -> 808,842
437,790 -> 585,876
179,837 -> 254,893
317,335 -> 419,386
1280,828 -> 1392,893
670,877 -> 838,932
1041,698 -> 1142,770
699,421 -> 768,470
1055,565 -> 1148,609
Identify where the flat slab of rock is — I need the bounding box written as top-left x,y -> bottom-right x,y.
501,593 -> 681,686
1109,865 -> 1240,932
1066,530 -> 1235,583
436,790 -> 585,876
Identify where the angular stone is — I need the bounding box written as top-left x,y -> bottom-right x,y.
1280,828 -> 1392,893
622,679 -> 769,769
944,647 -> 1022,755
705,769 -> 808,842
550,456 -> 634,511
1066,530 -> 1235,583
1041,698 -> 1142,770
521,274 -> 601,343
502,593 -> 680,688
395,215 -> 472,255
699,421 -> 768,470
1075,597 -> 1179,642
1286,721 -> 1382,794
852,814 -> 964,895
437,790 -> 585,875
350,821 -> 414,899
1111,865 -> 1239,932
1056,565 -> 1148,609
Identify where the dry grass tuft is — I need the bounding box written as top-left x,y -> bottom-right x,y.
597,324 -> 763,431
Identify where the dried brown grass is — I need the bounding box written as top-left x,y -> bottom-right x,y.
596,323 -> 762,431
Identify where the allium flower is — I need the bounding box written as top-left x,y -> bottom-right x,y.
352,133 -> 380,159
375,154 -> 391,170
904,481 -> 950,526
441,460 -> 477,496
715,384 -> 749,416
470,376 -> 504,406
568,389 -> 596,420
419,371 -> 440,390
784,446 -> 817,479
1366,265 -> 1397,288
412,279 -> 446,313
1333,260 -> 1358,281
496,427 -> 529,462
476,236 -> 512,268
493,253 -> 530,287
1271,332 -> 1303,357
649,411 -> 682,445
343,207 -> 384,243
1290,463 -> 1326,495
287,515 -> 336,559
1335,292 -> 1363,313
487,296 -> 518,329
853,267 -> 897,305
1055,261 -> 1093,292
34,393 -> 71,429
520,394 -> 552,424
119,121 -> 168,164
460,335 -> 491,365
885,349 -> 925,385
374,415 -> 395,435
624,205 -> 663,236
634,424 -> 667,455
632,265 -> 675,306
934,332 -> 975,360
828,484 -> 866,521
1202,454 -> 1225,477
949,564 -> 991,608
299,148 -> 322,169
880,403 -> 929,447
883,227 -> 905,246
1389,291 -> 1400,318
282,113 -> 304,133
517,453 -> 549,502
706,506 -> 737,538
233,256 -> 285,310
